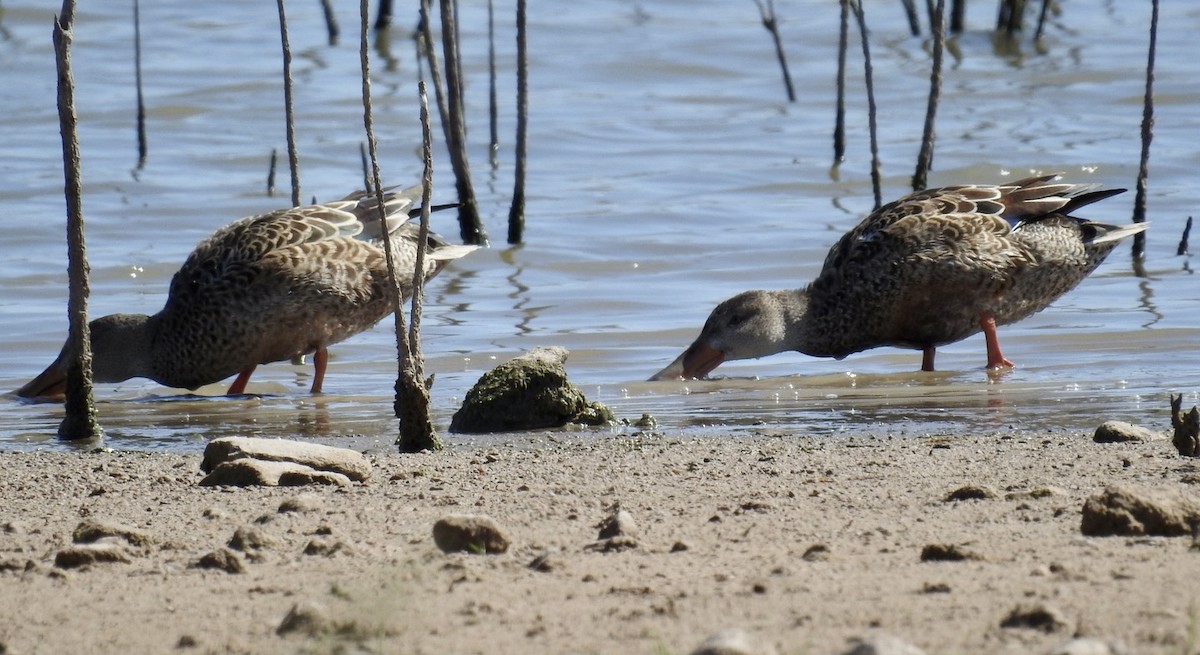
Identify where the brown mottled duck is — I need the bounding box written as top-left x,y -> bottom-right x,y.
651,174 -> 1146,381
18,187 -> 477,399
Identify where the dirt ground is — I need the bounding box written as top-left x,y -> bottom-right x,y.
1,428 -> 1198,655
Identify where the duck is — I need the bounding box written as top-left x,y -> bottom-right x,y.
650,174 -> 1147,381
17,186 -> 478,400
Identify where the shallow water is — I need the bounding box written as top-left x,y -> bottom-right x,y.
1,1 -> 1197,452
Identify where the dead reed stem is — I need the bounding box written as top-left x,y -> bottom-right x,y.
852,0 -> 882,209
437,0 -> 486,245
507,0 -> 528,244
275,0 -> 301,207
912,0 -> 944,192
833,0 -> 849,163
752,0 -> 796,102
133,0 -> 146,168
53,0 -> 101,441
1132,0 -> 1158,260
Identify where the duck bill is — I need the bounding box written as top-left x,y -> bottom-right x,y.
16,361 -> 68,401
648,341 -> 725,381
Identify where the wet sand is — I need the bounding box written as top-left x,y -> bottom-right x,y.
1,427 -> 1197,654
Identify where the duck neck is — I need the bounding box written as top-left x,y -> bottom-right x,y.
90,313 -> 157,384
779,286 -> 846,359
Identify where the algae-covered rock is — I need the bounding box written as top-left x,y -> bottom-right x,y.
449,346 -> 615,433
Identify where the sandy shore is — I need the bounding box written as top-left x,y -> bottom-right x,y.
1,428 -> 1197,654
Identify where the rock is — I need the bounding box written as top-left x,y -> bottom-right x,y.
1048,637 -> 1129,655
54,542 -> 132,569
842,633 -> 927,655
528,551 -> 562,572
278,495 -> 323,514
303,537 -> 355,557
228,526 -> 275,552
1000,603 -> 1068,633
1171,394 -> 1200,456
193,548 -> 245,574
72,519 -> 153,548
1093,421 -> 1159,444
200,436 -> 370,481
449,346 -> 615,433
200,459 -> 351,487
1080,485 -> 1200,537
432,514 -> 511,554
919,544 -> 984,562
943,486 -> 997,501
802,544 -> 831,562
597,508 -> 639,540
690,628 -> 778,655
276,600 -> 331,637
587,506 -> 641,552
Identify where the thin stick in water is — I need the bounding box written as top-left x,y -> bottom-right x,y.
266,148 -> 277,196
833,0 -> 849,163
375,0 -> 392,31
508,0 -> 528,244
852,0 -> 882,209
912,0 -> 944,192
1177,216 -> 1192,257
52,0 -> 101,441
487,0 -> 499,168
752,0 -> 796,102
438,0 -> 486,244
276,0 -> 301,207
1132,0 -> 1158,259
417,0 -> 452,153
950,0 -> 965,33
133,0 -> 146,169
359,141 -> 371,193
1034,0 -> 1051,41
899,0 -> 920,36
320,0 -> 339,46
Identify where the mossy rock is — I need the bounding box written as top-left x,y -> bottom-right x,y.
449,347 -> 614,434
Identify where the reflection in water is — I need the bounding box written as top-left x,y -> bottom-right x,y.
1137,277 -> 1163,329
500,245 -> 535,336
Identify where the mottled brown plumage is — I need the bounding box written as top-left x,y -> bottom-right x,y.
18,187 -> 477,399
651,174 -> 1147,380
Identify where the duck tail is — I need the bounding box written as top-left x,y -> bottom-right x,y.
1061,187 -> 1127,215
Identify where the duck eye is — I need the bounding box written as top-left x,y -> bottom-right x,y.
727,314 -> 745,328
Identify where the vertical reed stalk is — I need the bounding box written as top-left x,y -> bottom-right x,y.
912,0 -> 944,192
852,0 -> 882,208
899,0 -> 920,36
276,0 -> 300,207
438,0 -> 486,244
133,0 -> 146,168
508,0 -> 528,244
53,0 -> 101,441
1132,0 -> 1158,259
752,0 -> 796,102
320,0 -> 339,45
833,0 -> 849,163
487,0 -> 499,167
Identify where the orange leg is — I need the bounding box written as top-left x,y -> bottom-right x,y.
227,365 -> 256,395
310,347 -> 328,394
980,311 -> 1014,369
921,346 -> 936,372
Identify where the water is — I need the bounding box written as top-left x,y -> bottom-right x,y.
1,1 -> 1197,451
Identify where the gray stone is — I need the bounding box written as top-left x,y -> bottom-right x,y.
449,346 -> 615,433
1080,485 -> 1200,537
200,459 -> 351,487
278,494 -> 323,513
842,634 -> 927,655
1093,421 -> 1160,444
200,437 -> 370,482
691,629 -> 778,655
432,514 -> 511,554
